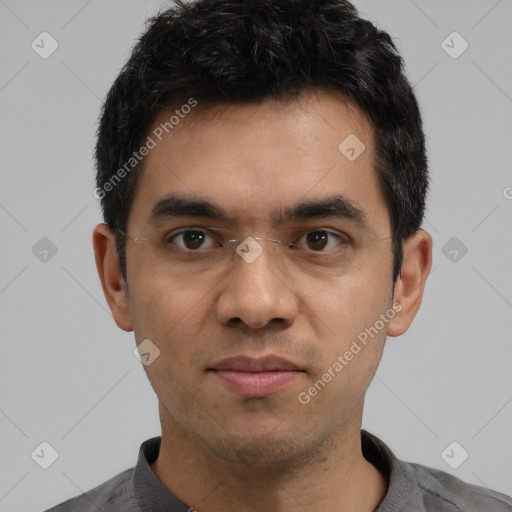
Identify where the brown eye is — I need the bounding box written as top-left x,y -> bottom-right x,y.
170,230 -> 214,251
183,230 -> 206,250
305,231 -> 329,251
296,230 -> 347,252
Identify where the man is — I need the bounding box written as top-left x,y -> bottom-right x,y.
46,0 -> 512,510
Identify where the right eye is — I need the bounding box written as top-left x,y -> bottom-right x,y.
166,229 -> 221,252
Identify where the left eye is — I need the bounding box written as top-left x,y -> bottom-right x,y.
295,230 -> 348,252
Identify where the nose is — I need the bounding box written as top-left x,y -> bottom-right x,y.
215,243 -> 300,329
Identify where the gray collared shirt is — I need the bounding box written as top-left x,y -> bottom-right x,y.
44,430 -> 512,511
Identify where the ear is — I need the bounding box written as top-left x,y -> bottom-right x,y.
92,223 -> 133,332
387,229 -> 433,337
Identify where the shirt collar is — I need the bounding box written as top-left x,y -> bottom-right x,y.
361,430 -> 410,511
132,436 -> 190,512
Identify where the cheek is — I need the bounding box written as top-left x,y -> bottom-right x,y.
299,261 -> 392,391
301,279 -> 389,405
130,275 -> 212,402
310,271 -> 391,340
130,270 -> 211,355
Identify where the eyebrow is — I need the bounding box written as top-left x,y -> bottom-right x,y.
148,193 -> 369,229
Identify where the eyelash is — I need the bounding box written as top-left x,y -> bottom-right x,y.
164,227 -> 351,253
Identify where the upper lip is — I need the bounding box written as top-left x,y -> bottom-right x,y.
209,355 -> 301,372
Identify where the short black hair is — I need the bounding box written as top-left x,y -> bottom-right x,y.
95,0 -> 428,284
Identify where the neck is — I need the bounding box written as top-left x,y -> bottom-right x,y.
151,405 -> 388,512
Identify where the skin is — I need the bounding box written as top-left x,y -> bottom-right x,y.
93,89 -> 432,512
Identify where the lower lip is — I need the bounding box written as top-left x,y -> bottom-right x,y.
212,370 -> 300,397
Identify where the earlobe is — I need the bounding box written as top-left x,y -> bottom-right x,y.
92,223 -> 134,332
387,229 -> 433,337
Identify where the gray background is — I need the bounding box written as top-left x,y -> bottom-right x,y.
0,0 -> 511,510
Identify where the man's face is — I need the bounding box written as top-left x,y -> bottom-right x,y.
124,90 -> 396,466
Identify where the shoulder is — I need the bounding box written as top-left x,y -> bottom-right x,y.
399,460 -> 512,511
43,467 -> 140,512
361,431 -> 512,512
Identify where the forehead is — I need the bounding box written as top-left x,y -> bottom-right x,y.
128,89 -> 388,235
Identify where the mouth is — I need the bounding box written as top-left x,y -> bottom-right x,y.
208,355 -> 304,397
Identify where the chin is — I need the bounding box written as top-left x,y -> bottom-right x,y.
201,429 -> 330,469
